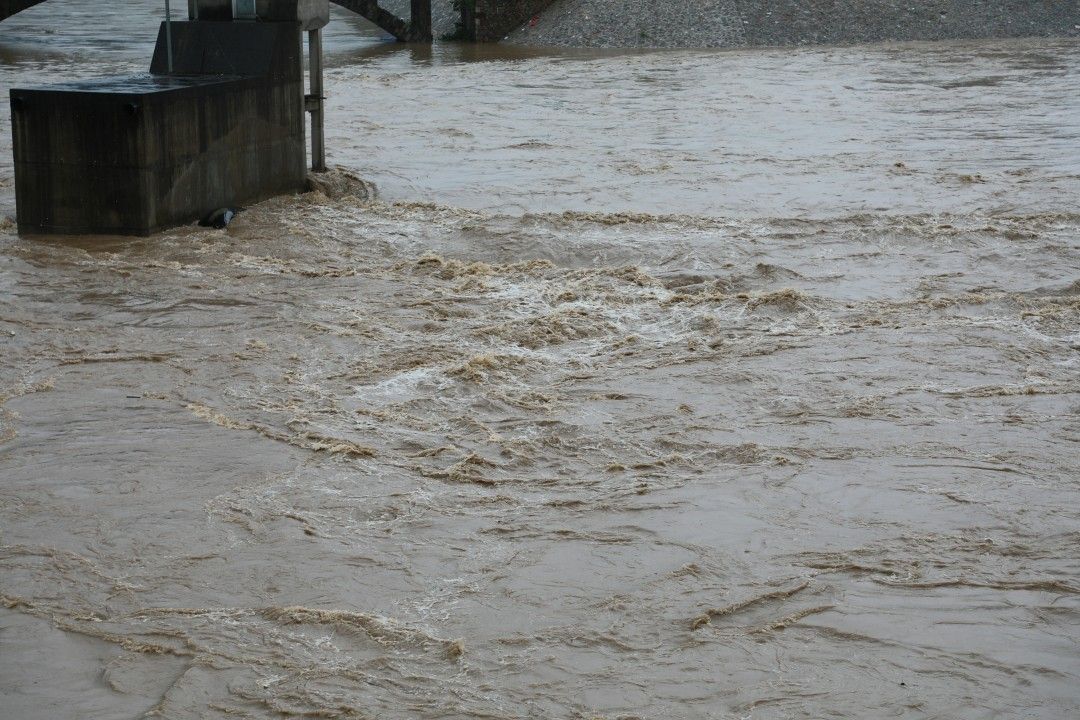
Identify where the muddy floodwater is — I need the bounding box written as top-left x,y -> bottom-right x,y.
1,3 -> 1079,719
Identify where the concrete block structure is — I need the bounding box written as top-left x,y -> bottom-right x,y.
9,3 -> 328,236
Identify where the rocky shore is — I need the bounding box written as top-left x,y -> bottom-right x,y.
503,0 -> 1080,48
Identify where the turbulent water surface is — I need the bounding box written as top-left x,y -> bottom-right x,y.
1,2 -> 1079,718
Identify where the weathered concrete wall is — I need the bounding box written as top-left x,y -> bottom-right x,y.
11,21 -> 307,235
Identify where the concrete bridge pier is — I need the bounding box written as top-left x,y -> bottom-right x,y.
9,0 -> 336,235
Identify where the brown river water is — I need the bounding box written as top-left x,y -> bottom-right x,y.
1,3 -> 1079,719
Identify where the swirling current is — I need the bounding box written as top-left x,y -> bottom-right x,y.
1,3 -> 1078,718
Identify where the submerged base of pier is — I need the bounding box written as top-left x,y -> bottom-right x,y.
10,21 -> 308,236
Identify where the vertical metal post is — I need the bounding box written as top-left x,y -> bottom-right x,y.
164,0 -> 174,74
307,28 -> 326,173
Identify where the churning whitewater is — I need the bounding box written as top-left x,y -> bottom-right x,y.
1,3 -> 1079,719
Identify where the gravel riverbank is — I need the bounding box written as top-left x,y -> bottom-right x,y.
504,0 -> 1080,48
